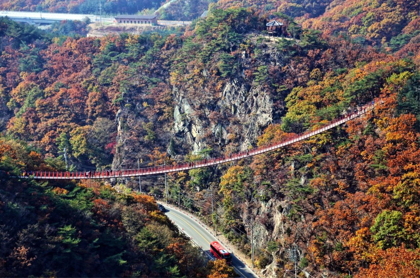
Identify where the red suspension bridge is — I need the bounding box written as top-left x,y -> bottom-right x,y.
21,104 -> 374,180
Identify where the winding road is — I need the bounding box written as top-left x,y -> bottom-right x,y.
160,203 -> 259,278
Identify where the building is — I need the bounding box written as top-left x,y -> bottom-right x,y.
266,20 -> 283,36
114,15 -> 157,25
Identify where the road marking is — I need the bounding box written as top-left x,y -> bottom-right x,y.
234,267 -> 247,277
167,210 -> 250,278
167,210 -> 212,245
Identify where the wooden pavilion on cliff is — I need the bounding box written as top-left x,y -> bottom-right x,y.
266,20 -> 283,36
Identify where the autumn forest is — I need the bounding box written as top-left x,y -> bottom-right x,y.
0,0 -> 419,277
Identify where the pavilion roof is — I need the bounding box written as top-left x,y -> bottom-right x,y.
266,20 -> 283,27
114,14 -> 157,20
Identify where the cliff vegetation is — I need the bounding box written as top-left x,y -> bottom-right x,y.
0,0 -> 419,277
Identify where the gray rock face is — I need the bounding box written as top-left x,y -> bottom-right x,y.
219,80 -> 273,150
171,78 -> 273,155
173,96 -> 205,154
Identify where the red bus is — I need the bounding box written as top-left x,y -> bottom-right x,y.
210,241 -> 232,264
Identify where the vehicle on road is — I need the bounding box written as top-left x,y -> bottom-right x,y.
210,241 -> 232,265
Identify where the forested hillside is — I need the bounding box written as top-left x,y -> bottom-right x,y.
0,0 -> 419,277
0,138 -> 215,277
0,17 -> 232,277
158,0 -> 217,21
217,0 -> 420,47
0,0 -> 166,15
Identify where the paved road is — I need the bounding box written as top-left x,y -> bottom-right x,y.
0,11 -> 191,27
0,10 -> 99,22
160,203 -> 258,278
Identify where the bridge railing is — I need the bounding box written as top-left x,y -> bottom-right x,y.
21,104 -> 373,180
